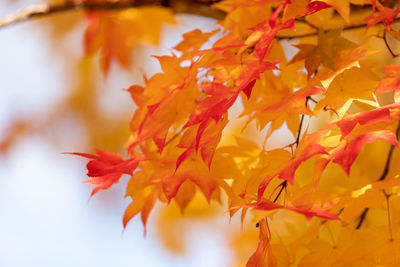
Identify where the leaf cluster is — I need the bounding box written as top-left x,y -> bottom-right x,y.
58,0 -> 400,265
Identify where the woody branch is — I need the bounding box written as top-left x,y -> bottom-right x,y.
0,0 -> 225,29
1,0 -> 399,37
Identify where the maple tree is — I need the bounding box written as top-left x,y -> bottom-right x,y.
4,0 -> 400,265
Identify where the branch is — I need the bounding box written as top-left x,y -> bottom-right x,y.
277,16 -> 400,40
0,0 -> 226,29
3,0 -> 400,43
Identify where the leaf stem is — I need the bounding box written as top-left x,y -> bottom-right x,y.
273,180 -> 287,203
294,96 -> 311,147
295,114 -> 305,148
386,195 -> 394,242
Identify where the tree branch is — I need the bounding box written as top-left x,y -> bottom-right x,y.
3,0 -> 400,43
0,0 -> 226,29
277,17 -> 400,40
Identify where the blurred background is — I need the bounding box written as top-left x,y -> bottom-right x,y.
0,1 -> 242,266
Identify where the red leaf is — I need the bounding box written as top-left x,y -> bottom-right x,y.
242,79 -> 257,99
71,148 -> 147,196
303,1 -> 332,16
331,104 -> 400,137
332,130 -> 398,175
247,199 -> 339,221
258,129 -> 328,199
364,6 -> 400,30
376,64 -> 400,101
178,118 -> 228,169
162,171 -> 217,203
246,219 -> 270,267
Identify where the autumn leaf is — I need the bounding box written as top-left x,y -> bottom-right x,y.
244,197 -> 339,221
241,72 -> 321,138
315,64 -> 379,116
331,127 -> 397,175
246,219 -> 272,267
376,64 -> 400,102
290,29 -> 359,76
177,116 -> 228,169
83,7 -> 175,74
364,5 -> 400,30
312,104 -> 400,175
283,0 -> 331,20
40,0 -> 400,265
71,148 -> 147,196
174,28 -> 220,59
329,103 -> 400,137
325,0 -> 350,22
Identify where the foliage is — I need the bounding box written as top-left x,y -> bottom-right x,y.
4,0 -> 400,266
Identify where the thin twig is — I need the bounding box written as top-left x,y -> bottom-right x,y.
295,114 -> 306,147
382,30 -> 399,58
355,207 -> 369,229
273,98 -> 311,203
273,180 -> 287,203
307,96 -> 318,104
294,97 -> 310,147
356,122 -> 400,229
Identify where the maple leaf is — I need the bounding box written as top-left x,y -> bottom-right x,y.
123,170 -> 161,230
312,104 -> 400,176
331,127 -> 397,175
127,55 -> 199,153
257,128 -> 328,198
316,30 -> 351,70
336,177 -> 400,223
177,116 -> 228,169
290,29 -> 359,76
26,0 -> 400,265
246,219 -> 272,267
72,148 -> 147,196
83,7 -> 175,74
325,0 -> 350,22
162,171 -> 217,204
245,18 -> 295,61
315,64 -> 379,116
283,0 -> 332,20
330,103 -> 400,137
376,64 -> 400,102
184,82 -> 235,128
174,28 -> 220,59
182,61 -> 278,150
364,5 -> 400,30
246,198 -> 339,221
241,67 -> 322,137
